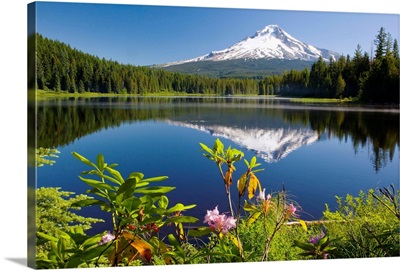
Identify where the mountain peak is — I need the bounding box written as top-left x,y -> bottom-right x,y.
162,24 -> 340,67
259,24 -> 282,33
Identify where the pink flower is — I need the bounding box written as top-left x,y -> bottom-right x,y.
204,206 -> 220,224
288,203 -> 296,215
204,206 -> 236,234
222,216 -> 237,234
98,231 -> 115,245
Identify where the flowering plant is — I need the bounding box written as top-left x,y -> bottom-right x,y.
204,206 -> 237,235
200,139 -> 301,262
293,231 -> 340,259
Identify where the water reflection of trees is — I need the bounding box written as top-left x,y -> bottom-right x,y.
283,110 -> 399,172
36,97 -> 399,172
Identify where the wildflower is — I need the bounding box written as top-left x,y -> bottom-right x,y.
98,231 -> 115,245
257,188 -> 266,201
257,188 -> 272,201
284,203 -> 297,219
308,232 -> 330,259
204,206 -> 220,224
308,231 -> 325,244
204,206 -> 236,234
288,203 -> 296,215
222,216 -> 237,234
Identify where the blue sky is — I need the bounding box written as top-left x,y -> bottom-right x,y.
34,1 -> 399,66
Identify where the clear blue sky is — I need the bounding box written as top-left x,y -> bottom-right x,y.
34,2 -> 399,66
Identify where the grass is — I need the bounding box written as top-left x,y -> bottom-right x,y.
289,97 -> 358,103
32,89 -> 223,100
32,89 -> 359,105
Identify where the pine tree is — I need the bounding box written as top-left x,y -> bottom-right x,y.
393,39 -> 399,68
374,27 -> 387,60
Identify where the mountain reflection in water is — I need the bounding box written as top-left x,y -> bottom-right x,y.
165,120 -> 319,163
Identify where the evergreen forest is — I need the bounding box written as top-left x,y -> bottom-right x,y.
34,27 -> 399,104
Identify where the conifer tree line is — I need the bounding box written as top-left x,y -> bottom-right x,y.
35,27 -> 399,103
35,34 -> 259,96
262,27 -> 399,103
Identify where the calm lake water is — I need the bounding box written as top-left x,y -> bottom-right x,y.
36,96 -> 399,233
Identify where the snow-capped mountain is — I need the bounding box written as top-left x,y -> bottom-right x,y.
163,25 -> 340,67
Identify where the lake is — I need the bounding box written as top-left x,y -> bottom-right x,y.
35,96 -> 399,234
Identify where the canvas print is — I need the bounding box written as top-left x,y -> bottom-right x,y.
27,1 -> 399,268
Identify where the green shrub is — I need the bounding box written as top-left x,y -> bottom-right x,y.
322,187 -> 399,257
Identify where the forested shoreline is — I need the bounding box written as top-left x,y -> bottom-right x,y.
264,28 -> 399,103
34,27 -> 399,103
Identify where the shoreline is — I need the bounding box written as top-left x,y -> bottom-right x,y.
31,89 -> 400,110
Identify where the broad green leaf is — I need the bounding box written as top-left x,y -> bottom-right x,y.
64,253 -> 86,268
166,216 -> 198,224
163,251 -> 180,263
158,195 -> 169,209
79,176 -> 115,191
139,195 -> 154,211
108,163 -> 118,168
151,208 -> 167,216
86,188 -> 108,198
104,167 -> 124,184
96,154 -> 104,171
166,203 -> 196,214
71,199 -> 105,208
37,232 -> 58,242
213,138 -> 224,154
72,152 -> 97,168
231,152 -> 243,162
167,234 -> 184,255
57,239 -> 66,260
81,169 -> 98,175
293,240 -> 315,251
143,176 -> 168,183
135,186 -> 175,195
319,236 -> 330,249
57,230 -> 72,241
135,181 -> 150,188
243,200 -> 258,212
97,173 -> 123,185
199,143 -> 214,155
116,177 -> 137,204
188,227 -> 213,237
250,156 -> 256,168
323,246 -> 337,252
50,241 -> 61,261
100,204 -> 112,212
129,172 -> 144,180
